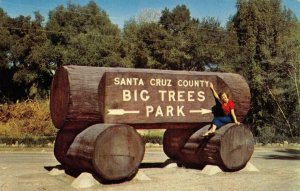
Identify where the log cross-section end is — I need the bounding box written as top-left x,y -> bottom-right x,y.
92,124 -> 145,180
219,124 -> 254,170
50,67 -> 70,129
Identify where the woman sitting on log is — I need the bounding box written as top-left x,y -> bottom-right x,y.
203,82 -> 240,136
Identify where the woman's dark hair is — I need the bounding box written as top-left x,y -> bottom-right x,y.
218,92 -> 229,98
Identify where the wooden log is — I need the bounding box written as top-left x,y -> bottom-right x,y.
54,128 -> 82,169
50,66 -> 105,130
178,123 -> 254,171
162,126 -> 202,159
63,123 -> 145,182
50,65 -> 250,130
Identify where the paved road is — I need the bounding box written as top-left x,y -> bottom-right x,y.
0,147 -> 300,191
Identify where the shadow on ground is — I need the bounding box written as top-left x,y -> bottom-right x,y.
261,149 -> 300,160
140,159 -> 178,168
44,165 -> 64,171
44,165 -> 132,184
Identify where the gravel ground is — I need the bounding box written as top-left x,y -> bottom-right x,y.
0,147 -> 300,191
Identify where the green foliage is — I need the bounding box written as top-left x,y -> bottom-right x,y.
46,1 -> 122,68
142,134 -> 163,144
0,10 -> 53,101
139,129 -> 164,144
122,5 -> 226,71
257,125 -> 276,144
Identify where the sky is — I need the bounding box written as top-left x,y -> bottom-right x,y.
0,0 -> 300,29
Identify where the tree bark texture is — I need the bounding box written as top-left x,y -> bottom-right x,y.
58,123 -> 145,182
54,127 -> 83,169
163,126 -> 202,160
177,123 -> 254,171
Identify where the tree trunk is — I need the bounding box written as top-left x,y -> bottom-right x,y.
178,123 -> 254,171
60,123 -> 145,182
163,126 -> 203,159
50,66 -> 106,130
54,127 -> 82,169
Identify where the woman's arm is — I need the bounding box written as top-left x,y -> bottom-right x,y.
230,109 -> 240,125
210,82 -> 220,101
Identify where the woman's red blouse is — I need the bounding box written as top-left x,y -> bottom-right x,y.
222,99 -> 235,116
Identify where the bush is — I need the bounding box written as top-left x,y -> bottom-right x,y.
138,130 -> 164,144
0,100 -> 57,137
142,134 -> 163,144
0,136 -> 56,146
256,126 -> 276,144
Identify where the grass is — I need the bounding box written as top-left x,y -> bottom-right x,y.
138,129 -> 165,144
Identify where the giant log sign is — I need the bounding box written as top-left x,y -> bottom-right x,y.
50,65 -> 254,182
50,65 -> 250,130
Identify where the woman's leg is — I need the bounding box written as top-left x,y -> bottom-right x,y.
203,124 -> 217,136
203,116 -> 232,136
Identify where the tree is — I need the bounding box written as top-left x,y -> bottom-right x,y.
224,0 -> 300,137
46,1 -> 122,67
160,5 -> 191,34
0,8 -> 14,102
122,19 -> 156,68
122,5 -> 227,71
0,11 -> 51,102
188,17 -> 226,71
0,1 -> 125,102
